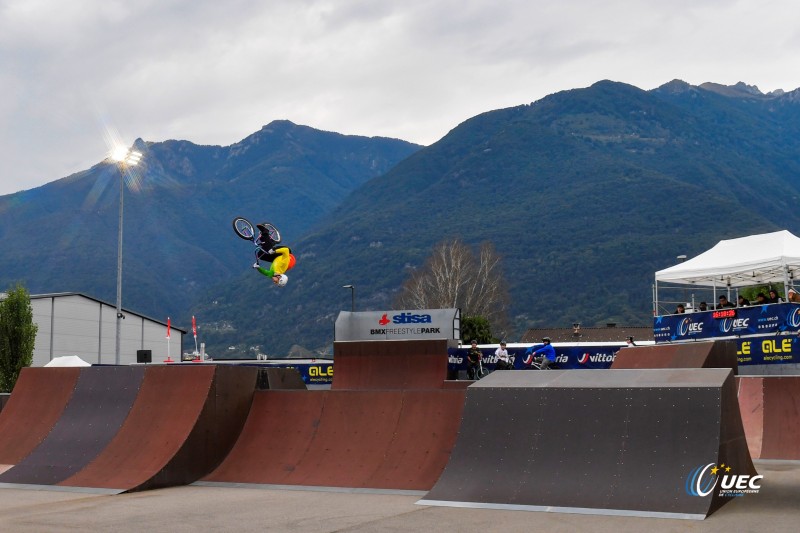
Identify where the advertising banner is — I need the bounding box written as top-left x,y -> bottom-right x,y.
335,309 -> 460,342
447,343 -> 628,373
735,336 -> 800,366
260,361 -> 334,385
654,303 -> 800,343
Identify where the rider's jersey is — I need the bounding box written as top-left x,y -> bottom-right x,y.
531,343 -> 556,361
256,246 -> 296,277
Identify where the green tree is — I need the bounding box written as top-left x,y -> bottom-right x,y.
461,315 -> 495,344
0,285 -> 38,392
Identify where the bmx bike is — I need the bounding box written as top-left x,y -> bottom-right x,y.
470,359 -> 489,380
232,217 -> 281,244
529,358 -> 558,370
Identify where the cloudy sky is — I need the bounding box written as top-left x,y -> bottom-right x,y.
1,0 -> 799,195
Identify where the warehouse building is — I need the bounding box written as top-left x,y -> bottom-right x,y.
28,293 -> 185,366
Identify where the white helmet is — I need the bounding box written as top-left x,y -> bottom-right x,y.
276,274 -> 288,287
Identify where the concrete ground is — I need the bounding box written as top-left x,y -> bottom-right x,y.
0,460 -> 797,532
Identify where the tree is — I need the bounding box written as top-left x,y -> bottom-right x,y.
0,284 -> 38,392
461,315 -> 494,344
396,238 -> 510,338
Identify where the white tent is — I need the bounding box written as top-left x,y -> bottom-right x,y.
655,230 -> 800,288
44,355 -> 91,367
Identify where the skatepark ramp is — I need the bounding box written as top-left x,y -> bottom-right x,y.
202,388 -> 465,490
332,339 -> 450,390
202,339 -> 465,490
737,376 -> 800,460
0,368 -> 82,475
0,365 -> 257,492
611,340 -> 737,373
419,368 -> 755,519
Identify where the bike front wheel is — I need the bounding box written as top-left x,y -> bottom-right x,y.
233,217 -> 256,241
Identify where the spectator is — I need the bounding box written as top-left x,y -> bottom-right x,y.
716,295 -> 735,309
698,301 -> 708,312
768,289 -> 783,304
626,336 -> 637,347
466,340 -> 482,380
526,337 -> 557,369
675,303 -> 686,314
788,288 -> 800,304
737,295 -> 750,307
494,341 -> 511,370
755,292 -> 767,305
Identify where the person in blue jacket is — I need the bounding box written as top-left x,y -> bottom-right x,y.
525,337 -> 557,369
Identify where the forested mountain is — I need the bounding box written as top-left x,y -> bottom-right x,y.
193,80 -> 800,355
0,121 -> 420,320
4,80 -> 800,358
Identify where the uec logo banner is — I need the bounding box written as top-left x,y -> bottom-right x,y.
686,463 -> 763,498
654,303 -> 800,343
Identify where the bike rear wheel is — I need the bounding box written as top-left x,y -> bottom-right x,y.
233,217 -> 256,241
259,223 -> 281,244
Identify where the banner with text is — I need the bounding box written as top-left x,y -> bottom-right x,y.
654,303 -> 800,343
335,309 -> 460,342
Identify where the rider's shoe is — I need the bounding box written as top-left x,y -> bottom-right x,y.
253,262 -> 260,269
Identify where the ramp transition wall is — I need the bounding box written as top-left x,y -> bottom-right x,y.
420,368 -> 755,519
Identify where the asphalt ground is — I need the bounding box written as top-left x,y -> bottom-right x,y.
0,460 -> 797,532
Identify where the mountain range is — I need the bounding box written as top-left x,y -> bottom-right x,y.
3,80 -> 800,356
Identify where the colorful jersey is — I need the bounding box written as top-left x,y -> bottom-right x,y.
256,246 -> 296,278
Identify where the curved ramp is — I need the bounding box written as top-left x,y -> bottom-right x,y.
203,388 -> 465,490
420,369 -> 755,520
0,365 -> 258,492
332,340 -> 449,390
0,366 -> 145,486
59,365 -> 256,492
611,340 -> 737,372
737,376 -> 800,460
0,368 -> 81,472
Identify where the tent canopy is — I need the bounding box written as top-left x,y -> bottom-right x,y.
655,230 -> 800,288
44,355 -> 91,367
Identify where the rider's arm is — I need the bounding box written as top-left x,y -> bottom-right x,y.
254,264 -> 275,277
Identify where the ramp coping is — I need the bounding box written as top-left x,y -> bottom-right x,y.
415,499 -> 706,521
0,482 -> 123,495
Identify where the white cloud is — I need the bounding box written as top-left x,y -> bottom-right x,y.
1,0 -> 800,195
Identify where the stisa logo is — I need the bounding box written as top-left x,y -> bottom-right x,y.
377,312 -> 433,325
686,463 -> 763,498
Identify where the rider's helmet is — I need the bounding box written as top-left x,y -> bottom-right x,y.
276,274 -> 288,287
542,337 -> 551,344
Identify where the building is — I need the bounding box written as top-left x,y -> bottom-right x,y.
521,323 -> 653,344
29,293 -> 185,366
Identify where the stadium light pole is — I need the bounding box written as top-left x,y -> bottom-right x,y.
342,284 -> 355,312
677,254 -> 688,308
111,146 -> 142,365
